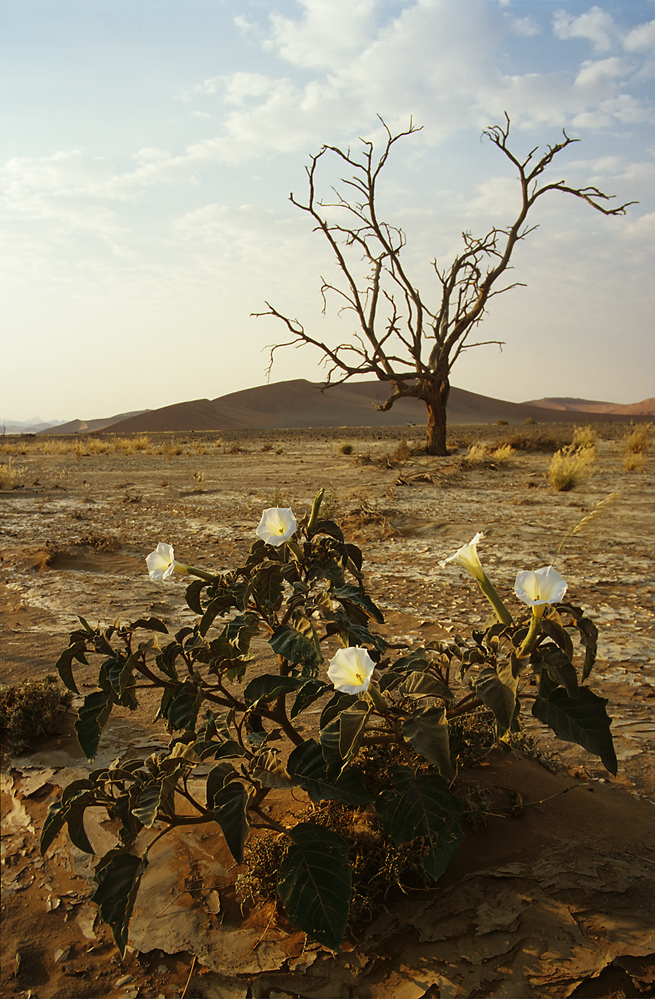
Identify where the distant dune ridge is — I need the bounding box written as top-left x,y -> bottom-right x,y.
38,380 -> 654,434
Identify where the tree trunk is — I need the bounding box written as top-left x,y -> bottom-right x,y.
424,379 -> 450,456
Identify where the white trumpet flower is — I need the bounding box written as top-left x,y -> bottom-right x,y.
327,647 -> 376,695
440,532 -> 486,583
256,507 -> 297,546
146,543 -> 185,582
514,566 -> 567,607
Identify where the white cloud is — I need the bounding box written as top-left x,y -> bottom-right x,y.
265,0 -> 377,69
623,19 -> 655,52
575,56 -> 627,89
509,16 -> 541,39
553,6 -> 618,54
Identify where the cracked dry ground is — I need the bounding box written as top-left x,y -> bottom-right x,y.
1,426 -> 654,999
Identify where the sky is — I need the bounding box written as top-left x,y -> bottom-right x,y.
1,0 -> 654,423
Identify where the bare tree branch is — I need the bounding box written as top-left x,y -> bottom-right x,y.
254,115 -> 635,454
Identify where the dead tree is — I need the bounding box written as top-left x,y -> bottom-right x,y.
255,116 -> 634,455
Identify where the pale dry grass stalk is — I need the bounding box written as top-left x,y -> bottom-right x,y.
465,442 -> 489,464
491,444 -> 514,464
552,491 -> 621,564
571,425 -> 598,450
624,422 -> 652,455
623,452 -> 646,472
548,444 -> 596,491
0,458 -> 27,490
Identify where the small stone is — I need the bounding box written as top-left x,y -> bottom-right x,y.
115,974 -> 134,987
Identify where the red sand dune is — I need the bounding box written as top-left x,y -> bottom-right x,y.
42,380 -> 653,434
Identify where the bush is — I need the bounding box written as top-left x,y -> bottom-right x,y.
0,458 -> 26,490
339,442 -> 354,455
571,425 -> 597,450
624,422 -> 651,455
0,677 -> 72,752
41,492 -> 617,956
624,452 -> 646,472
548,444 -> 596,491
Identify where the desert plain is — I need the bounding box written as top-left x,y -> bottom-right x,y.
1,422 -> 654,999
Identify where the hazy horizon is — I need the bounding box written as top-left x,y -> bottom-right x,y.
2,1 -> 654,422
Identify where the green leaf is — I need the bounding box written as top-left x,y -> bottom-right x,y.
277,822 -> 351,951
319,690 -> 357,729
212,782 -> 251,864
375,765 -> 464,883
291,678 -> 330,719
270,622 -> 321,669
40,799 -> 66,856
206,762 -> 238,807
75,691 -> 113,761
186,578 -> 208,615
251,749 -> 294,789
338,701 -> 370,763
539,617 -> 573,660
54,642 -> 88,694
128,617 -> 169,634
578,617 -> 599,682
92,851 -> 147,957
287,740 -> 371,805
311,519 -> 344,542
532,686 -> 617,775
332,585 -> 385,623
131,773 -> 179,828
398,670 -> 454,701
163,681 -> 203,732
251,562 -> 285,612
472,665 -> 518,733
243,674 -> 305,711
537,642 -> 579,698
402,707 -> 454,778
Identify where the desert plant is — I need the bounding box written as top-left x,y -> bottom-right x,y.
548,444 -> 596,491
465,443 -> 489,464
43,490 -> 616,956
524,417 -> 537,426
0,458 -> 26,490
496,419 -> 509,426
623,452 -> 646,472
623,422 -> 651,455
339,442 -> 354,455
571,425 -> 597,451
491,444 -> 514,464
1,676 -> 72,752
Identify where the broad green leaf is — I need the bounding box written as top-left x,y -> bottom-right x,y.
206,763 -> 238,807
99,654 -> 138,709
54,642 -> 86,694
319,690 -> 357,729
332,585 -> 385,623
186,578 -> 208,615
164,681 -> 203,732
75,691 -> 113,761
472,665 -> 518,733
375,765 -> 464,883
291,678 -> 330,719
93,850 -> 147,957
537,642 -> 578,698
578,617 -> 599,681
398,671 -> 454,701
40,799 -> 65,856
131,773 -> 179,828
127,617 -> 169,634
402,706 -> 454,778
270,621 -> 321,669
540,617 -> 573,660
251,562 -> 285,612
338,701 -> 370,763
532,686 -> 617,775
212,782 -> 251,864
40,779 -> 96,856
251,749 -> 294,789
287,740 -> 371,805
277,822 -> 351,951
243,674 -> 305,710
311,519 -> 345,542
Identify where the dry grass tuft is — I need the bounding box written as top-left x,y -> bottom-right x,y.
0,458 -> 27,490
623,422 -> 651,455
491,444 -> 514,464
571,425 -> 598,451
548,444 -> 596,491
624,452 -> 646,472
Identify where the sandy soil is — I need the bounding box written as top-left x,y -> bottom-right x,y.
1,425 -> 654,998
